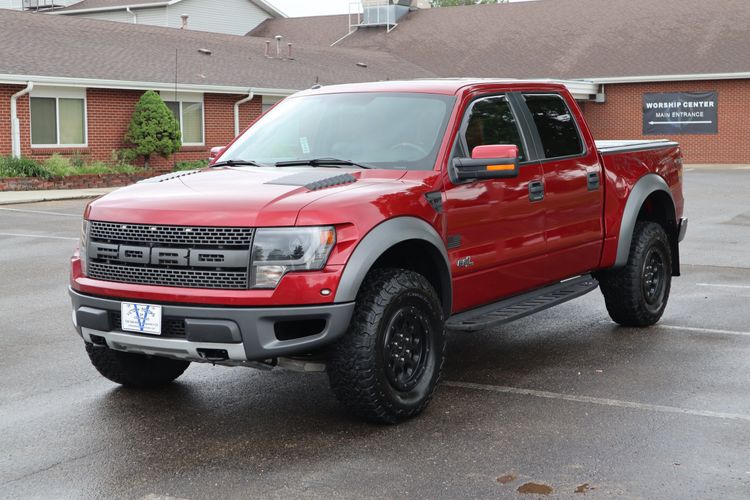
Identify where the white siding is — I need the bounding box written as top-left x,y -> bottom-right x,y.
0,0 -> 77,9
67,9 -> 137,23
133,6 -> 168,26
166,0 -> 270,35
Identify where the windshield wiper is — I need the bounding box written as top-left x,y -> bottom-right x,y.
275,158 -> 372,169
210,159 -> 266,168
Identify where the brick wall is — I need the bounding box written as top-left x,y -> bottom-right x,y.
0,172 -> 153,191
0,84 -> 263,172
582,79 -> 750,164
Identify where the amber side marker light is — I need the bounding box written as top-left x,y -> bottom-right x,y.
487,163 -> 516,171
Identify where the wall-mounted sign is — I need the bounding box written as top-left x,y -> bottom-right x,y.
643,91 -> 718,135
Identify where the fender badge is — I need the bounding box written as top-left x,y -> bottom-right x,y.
457,256 -> 474,268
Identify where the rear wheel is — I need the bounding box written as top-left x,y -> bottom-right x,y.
85,343 -> 190,387
598,221 -> 672,326
327,268 -> 446,424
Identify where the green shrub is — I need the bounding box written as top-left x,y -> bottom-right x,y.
112,148 -> 138,167
42,154 -> 74,177
174,159 -> 209,171
0,156 -> 50,178
125,90 -> 181,167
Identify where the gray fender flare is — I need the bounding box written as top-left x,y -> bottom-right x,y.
334,216 -> 451,313
614,173 -> 675,267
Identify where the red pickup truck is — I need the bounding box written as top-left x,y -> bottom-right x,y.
70,80 -> 686,423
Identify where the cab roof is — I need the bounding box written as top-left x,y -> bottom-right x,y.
294,78 -> 576,97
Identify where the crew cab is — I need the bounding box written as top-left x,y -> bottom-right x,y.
70,79 -> 687,423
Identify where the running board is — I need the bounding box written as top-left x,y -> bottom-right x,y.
446,275 -> 599,331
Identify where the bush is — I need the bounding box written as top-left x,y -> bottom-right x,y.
0,156 -> 51,178
112,148 -> 139,166
125,91 -> 181,167
42,154 -> 74,177
174,160 -> 209,171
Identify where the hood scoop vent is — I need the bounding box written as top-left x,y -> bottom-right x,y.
267,171 -> 357,191
138,169 -> 201,184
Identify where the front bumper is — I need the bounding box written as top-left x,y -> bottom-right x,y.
69,288 -> 354,364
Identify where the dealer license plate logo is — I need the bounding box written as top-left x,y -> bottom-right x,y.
121,302 -> 162,335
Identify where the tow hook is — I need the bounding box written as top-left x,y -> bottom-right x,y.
197,348 -> 229,362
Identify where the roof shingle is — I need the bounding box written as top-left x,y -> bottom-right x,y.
249,0 -> 750,80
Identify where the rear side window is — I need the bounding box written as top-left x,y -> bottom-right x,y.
523,94 -> 583,159
463,96 -> 526,161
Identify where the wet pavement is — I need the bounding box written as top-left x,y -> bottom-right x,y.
1,168 -> 749,499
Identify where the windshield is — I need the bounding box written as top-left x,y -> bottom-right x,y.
221,92 -> 456,170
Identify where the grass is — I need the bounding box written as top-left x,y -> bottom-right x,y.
0,154 -> 139,178
173,159 -> 209,171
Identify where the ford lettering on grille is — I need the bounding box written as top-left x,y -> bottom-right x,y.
86,222 -> 253,289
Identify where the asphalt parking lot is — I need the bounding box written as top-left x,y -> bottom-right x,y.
1,167 -> 749,499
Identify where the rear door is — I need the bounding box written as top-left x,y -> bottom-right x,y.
444,93 -> 547,312
518,92 -> 604,282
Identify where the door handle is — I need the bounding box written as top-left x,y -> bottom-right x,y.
528,180 -> 544,202
587,171 -> 601,191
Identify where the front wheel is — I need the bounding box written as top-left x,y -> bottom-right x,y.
327,268 -> 446,424
597,221 -> 672,326
86,344 -> 190,387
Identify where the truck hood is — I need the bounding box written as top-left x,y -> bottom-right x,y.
85,166 -> 407,227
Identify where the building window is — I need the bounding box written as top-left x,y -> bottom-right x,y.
262,95 -> 284,114
30,96 -> 86,146
165,100 -> 204,145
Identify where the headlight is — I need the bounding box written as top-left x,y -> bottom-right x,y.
250,226 -> 335,288
80,219 -> 89,276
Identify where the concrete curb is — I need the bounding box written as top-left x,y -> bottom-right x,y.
0,187 -> 118,205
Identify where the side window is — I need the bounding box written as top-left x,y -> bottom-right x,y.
523,94 -> 583,158
463,96 -> 526,161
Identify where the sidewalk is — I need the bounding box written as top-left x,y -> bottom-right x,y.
0,187 -> 117,205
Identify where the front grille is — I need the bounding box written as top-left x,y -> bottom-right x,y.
88,262 -> 249,289
89,221 -> 254,247
110,311 -> 186,338
87,221 -> 253,289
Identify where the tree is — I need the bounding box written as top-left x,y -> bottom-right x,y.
431,0 -> 506,6
125,90 -> 181,168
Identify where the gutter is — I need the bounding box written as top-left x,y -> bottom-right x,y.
587,72 -> 750,85
126,7 -> 137,23
0,74 -> 296,97
10,82 -> 33,159
233,90 -> 255,137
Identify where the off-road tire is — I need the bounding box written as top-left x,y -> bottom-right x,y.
85,343 -> 190,387
327,268 -> 447,424
598,221 -> 672,327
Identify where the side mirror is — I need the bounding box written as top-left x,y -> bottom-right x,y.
452,144 -> 519,181
208,146 -> 226,164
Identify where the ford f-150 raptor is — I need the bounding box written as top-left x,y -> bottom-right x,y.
70,79 -> 687,423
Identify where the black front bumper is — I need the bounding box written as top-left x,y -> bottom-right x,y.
69,288 -> 355,363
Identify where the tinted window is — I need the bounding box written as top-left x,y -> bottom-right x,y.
524,94 -> 583,158
464,96 -> 526,161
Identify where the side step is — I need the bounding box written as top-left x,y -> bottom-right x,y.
446,275 -> 599,331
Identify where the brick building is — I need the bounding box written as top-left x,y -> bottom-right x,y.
251,0 -> 750,164
0,9 -> 433,170
2,0 -> 748,168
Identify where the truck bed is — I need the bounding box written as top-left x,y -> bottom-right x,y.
596,139 -> 679,155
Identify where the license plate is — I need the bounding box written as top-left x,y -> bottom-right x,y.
121,302 -> 162,335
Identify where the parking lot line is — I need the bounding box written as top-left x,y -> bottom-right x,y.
443,381 -> 750,423
0,232 -> 77,241
653,324 -> 750,337
696,283 -> 750,290
0,207 -> 81,218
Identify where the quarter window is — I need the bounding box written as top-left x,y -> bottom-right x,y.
165,100 -> 204,145
523,94 -> 583,159
463,96 -> 526,161
30,96 -> 86,146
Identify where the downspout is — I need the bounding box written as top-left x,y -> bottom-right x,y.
10,82 -> 33,159
126,7 -> 137,23
233,89 -> 255,137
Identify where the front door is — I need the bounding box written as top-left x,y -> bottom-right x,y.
444,94 -> 547,312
